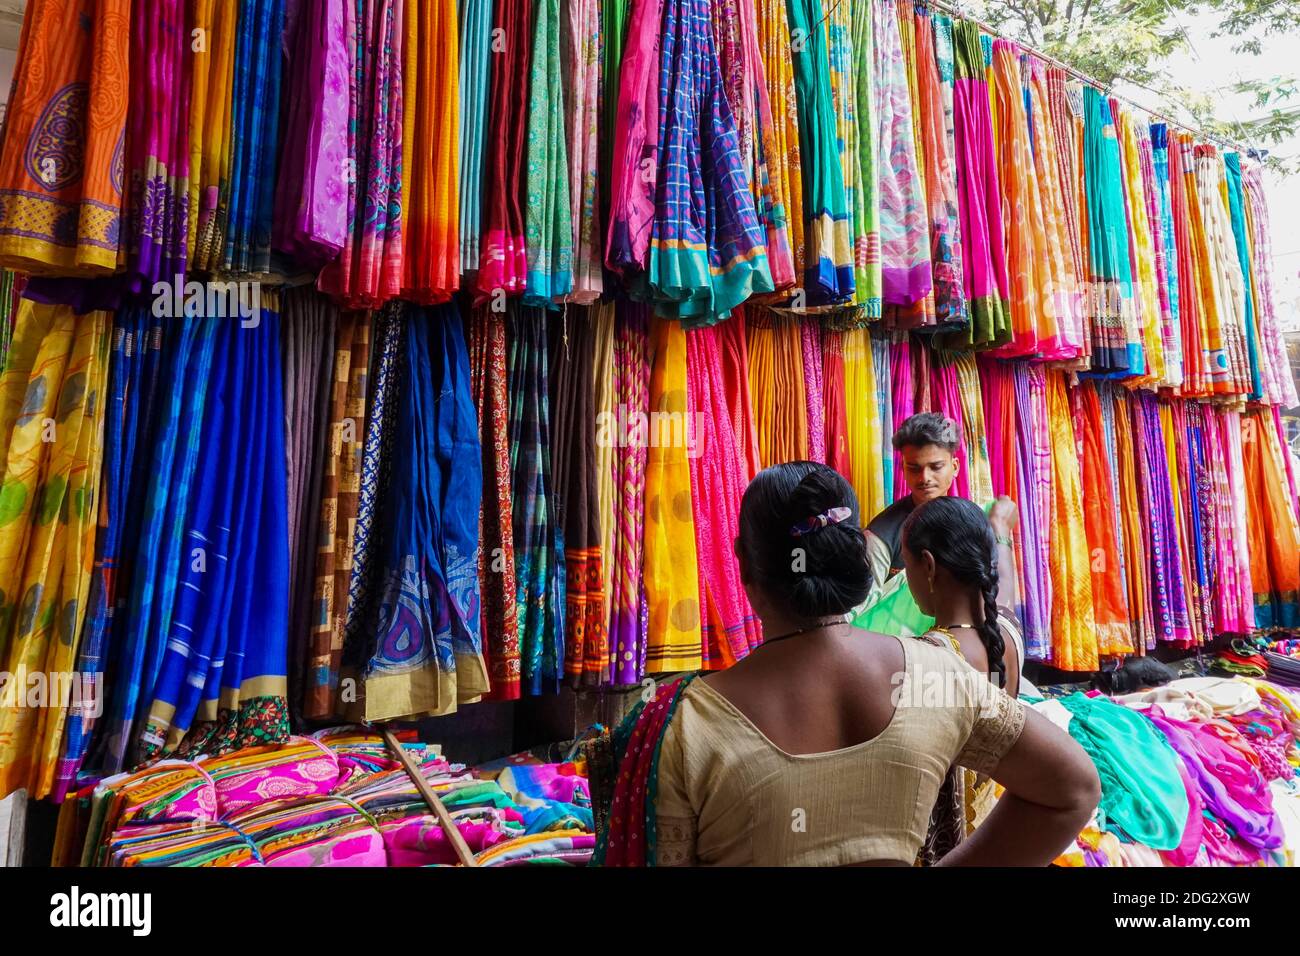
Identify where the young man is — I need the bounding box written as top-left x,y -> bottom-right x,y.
864,412 -> 961,595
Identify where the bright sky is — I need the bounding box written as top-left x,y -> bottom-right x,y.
1113,11 -> 1300,332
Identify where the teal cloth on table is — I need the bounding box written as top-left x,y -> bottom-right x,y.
1057,692 -> 1189,851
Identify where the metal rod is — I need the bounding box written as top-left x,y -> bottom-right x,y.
920,0 -> 1254,155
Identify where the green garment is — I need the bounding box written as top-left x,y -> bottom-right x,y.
1058,692 -> 1190,851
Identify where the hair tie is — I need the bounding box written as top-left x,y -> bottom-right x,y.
789,506 -> 852,537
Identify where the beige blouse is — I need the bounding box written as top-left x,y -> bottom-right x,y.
653,637 -> 1026,866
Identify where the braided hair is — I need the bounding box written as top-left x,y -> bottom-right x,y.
901,496 -> 1006,687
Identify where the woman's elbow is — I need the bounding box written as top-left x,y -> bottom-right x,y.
1062,751 -> 1102,821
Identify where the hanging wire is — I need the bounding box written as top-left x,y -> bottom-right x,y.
923,0 -> 1257,155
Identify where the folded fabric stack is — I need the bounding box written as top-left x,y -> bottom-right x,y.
53,728 -> 595,867
1044,676 -> 1300,866
1212,637 -> 1270,679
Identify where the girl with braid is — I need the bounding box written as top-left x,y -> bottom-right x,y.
901,494 -> 1041,863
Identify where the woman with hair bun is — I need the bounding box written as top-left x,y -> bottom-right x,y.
600,461 -> 1098,867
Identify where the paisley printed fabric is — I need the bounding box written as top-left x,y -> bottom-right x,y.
361,304 -> 488,720
0,0 -> 128,275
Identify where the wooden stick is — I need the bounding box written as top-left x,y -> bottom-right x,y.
379,726 -> 478,867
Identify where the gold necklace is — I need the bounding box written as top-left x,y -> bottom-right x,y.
928,625 -> 968,661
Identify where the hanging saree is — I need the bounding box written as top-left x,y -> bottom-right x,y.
360,304 -> 488,721
0,0 -> 128,275
1024,57 -> 1084,360
508,306 -> 566,694
565,0 -> 604,303
1048,70 -> 1091,361
551,309 -> 608,685
1167,130 -> 1204,395
641,0 -> 773,324
874,0 -> 930,315
822,328 -> 851,481
609,303 -> 651,685
1241,409 -> 1300,631
53,310 -> 161,802
977,356 -> 1031,631
1162,400 -> 1204,647
605,0 -> 664,279
273,0 -> 350,270
1136,121 -> 1175,387
281,289 -> 338,717
643,317 -> 702,673
1012,363 -> 1051,660
342,306 -> 404,682
401,0 -> 461,303
592,305 -> 618,640
304,312 -> 372,721
1226,414 -> 1261,630
801,318 -> 826,463
910,6 -> 964,329
928,353 -> 972,500
687,323 -> 760,668
1149,123 -> 1184,388
872,329 -> 894,496
469,307 -> 520,701
94,317 -> 220,774
0,304 -> 108,800
192,0 -> 237,272
788,0 -> 852,304
1117,109 -> 1164,386
1081,88 -> 1138,376
989,40 -> 1051,358
1103,386 -> 1151,650
1242,162 -> 1299,407
746,310 -> 808,468
754,0 -> 805,287
222,0 -> 287,277
851,0 -> 880,314
524,0 -> 573,305
140,310 -> 291,761
125,0 -> 193,286
942,20 -> 1008,350
318,0 -> 406,305
888,334 -> 913,501
459,0 -> 494,280
600,0 -> 631,238
824,0 -> 859,305
843,325 -> 884,518
1073,382 -> 1133,657
951,353 -> 992,504
1223,152 -> 1263,401
1227,150 -> 1268,403
1044,370 -> 1097,670
734,0 -> 795,292
1181,136 -> 1226,396
1196,147 -> 1251,397
1133,392 -> 1193,647
717,309 -> 762,481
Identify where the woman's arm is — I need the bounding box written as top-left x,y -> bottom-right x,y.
938,708 -> 1100,866
988,496 -> 1019,614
